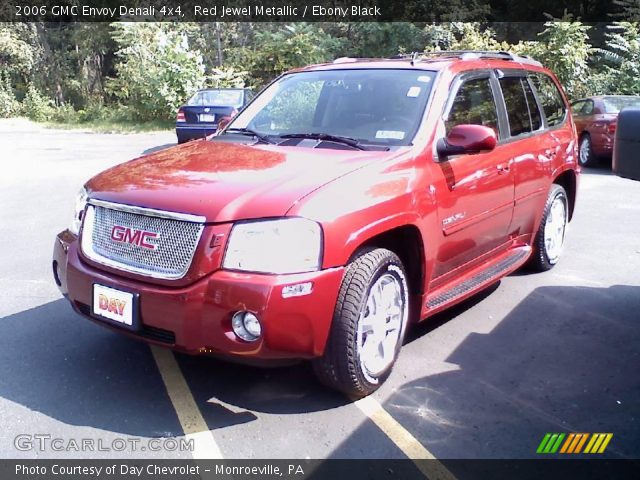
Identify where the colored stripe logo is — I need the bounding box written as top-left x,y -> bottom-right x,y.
537,433 -> 613,454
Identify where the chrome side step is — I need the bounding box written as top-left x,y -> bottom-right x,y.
426,246 -> 531,310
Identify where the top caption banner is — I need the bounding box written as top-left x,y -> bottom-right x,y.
3,0 -> 639,22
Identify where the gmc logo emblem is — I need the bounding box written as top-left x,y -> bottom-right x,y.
111,225 -> 159,250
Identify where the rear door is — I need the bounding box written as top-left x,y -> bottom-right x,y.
506,71 -> 571,238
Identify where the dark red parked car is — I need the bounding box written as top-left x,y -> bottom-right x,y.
571,95 -> 640,167
53,51 -> 579,397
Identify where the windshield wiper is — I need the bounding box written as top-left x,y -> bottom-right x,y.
279,132 -> 368,150
224,128 -> 275,145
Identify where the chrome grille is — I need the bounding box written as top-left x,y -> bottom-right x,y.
81,201 -> 205,279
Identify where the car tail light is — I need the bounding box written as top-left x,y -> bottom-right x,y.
607,121 -> 617,135
176,109 -> 186,123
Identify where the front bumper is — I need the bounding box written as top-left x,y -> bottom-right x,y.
53,230 -> 344,360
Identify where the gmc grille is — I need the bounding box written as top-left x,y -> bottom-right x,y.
80,201 -> 205,280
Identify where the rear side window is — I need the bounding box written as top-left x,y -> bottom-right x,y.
499,77 -> 542,136
446,77 -> 499,134
523,79 -> 542,130
529,73 -> 567,127
571,101 -> 585,115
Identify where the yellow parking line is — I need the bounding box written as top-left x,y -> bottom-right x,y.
151,345 -> 223,459
354,396 -> 457,480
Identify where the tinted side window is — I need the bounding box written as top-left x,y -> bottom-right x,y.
571,101 -> 585,116
523,78 -> 542,131
499,77 -> 532,137
582,100 -> 594,115
446,77 -> 498,134
529,73 -> 566,127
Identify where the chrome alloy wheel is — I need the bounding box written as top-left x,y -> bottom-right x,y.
579,137 -> 589,165
544,194 -> 568,264
357,272 -> 406,381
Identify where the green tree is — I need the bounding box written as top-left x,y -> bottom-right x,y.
521,19 -> 593,99
207,67 -> 248,88
594,22 -> 640,94
423,22 -> 512,50
242,23 -> 341,87
328,23 -> 428,58
108,23 -> 206,121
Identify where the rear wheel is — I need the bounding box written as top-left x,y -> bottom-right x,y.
313,248 -> 409,398
579,134 -> 598,167
529,184 -> 569,272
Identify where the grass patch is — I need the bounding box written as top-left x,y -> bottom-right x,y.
44,117 -> 174,133
37,104 -> 174,133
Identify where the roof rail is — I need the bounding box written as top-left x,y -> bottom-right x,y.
332,57 -> 381,64
391,50 -> 542,67
333,57 -> 356,64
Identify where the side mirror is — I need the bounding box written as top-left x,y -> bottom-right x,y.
437,124 -> 497,158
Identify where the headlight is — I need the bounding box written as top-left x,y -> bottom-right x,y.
223,218 -> 322,274
70,187 -> 88,235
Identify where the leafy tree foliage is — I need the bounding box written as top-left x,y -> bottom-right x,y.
2,21 -> 640,123
240,23 -> 341,87
108,23 -> 206,120
522,19 -> 593,98
594,22 -> 640,94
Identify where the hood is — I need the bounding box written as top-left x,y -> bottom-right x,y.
86,140 -> 393,223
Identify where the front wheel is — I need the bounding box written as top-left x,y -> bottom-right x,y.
313,248 -> 410,398
529,184 -> 569,272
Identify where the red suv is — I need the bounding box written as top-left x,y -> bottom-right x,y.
53,51 -> 579,397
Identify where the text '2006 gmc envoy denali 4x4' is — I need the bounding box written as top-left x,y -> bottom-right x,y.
53,51 -> 579,397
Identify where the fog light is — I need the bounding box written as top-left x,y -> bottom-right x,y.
231,311 -> 261,342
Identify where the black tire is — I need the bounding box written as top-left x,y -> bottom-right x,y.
579,134 -> 598,168
312,248 -> 409,398
529,184 -> 569,272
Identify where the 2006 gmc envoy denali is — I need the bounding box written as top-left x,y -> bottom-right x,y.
53,51 -> 579,397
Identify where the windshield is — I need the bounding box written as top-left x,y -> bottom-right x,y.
227,69 -> 435,147
603,96 -> 640,114
187,89 -> 244,107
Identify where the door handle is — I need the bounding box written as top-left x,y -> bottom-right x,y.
496,163 -> 510,174
545,149 -> 557,158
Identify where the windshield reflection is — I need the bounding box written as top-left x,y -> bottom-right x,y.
227,69 -> 435,147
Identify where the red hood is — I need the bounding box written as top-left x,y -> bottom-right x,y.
86,140 -> 393,223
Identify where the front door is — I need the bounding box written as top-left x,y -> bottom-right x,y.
432,72 -> 515,279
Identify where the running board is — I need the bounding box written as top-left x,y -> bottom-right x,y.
425,246 -> 531,311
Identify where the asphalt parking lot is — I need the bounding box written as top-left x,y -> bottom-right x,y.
0,119 -> 638,466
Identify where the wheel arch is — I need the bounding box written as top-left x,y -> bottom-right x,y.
552,169 -> 577,221
347,224 -> 426,298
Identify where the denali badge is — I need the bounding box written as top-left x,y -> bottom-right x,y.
110,225 -> 159,250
